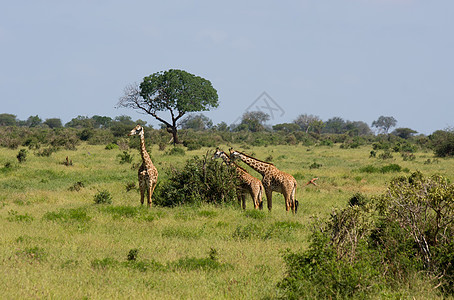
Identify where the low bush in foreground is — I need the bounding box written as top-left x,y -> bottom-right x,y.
278,172 -> 454,299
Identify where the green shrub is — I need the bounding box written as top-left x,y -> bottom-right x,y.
155,153 -> 239,207
378,150 -> 393,160
279,171 -> 454,298
380,163 -> 402,173
105,143 -> 118,150
94,190 -> 112,205
165,146 -> 186,156
348,192 -> 369,207
309,161 -> 322,169
278,231 -> 381,299
183,140 -> 202,151
401,152 -> 416,161
35,146 -> 58,157
358,165 -> 379,173
359,164 -> 406,174
278,172 -> 454,298
375,172 -> 454,294
127,249 -> 139,261
16,149 -> 27,163
117,151 -> 133,164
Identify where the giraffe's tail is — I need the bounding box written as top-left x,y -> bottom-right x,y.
291,185 -> 298,214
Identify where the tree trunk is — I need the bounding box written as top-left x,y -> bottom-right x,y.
172,127 -> 180,145
167,125 -> 180,145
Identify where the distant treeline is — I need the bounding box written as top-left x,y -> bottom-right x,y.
0,113 -> 453,157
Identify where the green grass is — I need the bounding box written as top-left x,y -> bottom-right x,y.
0,143 -> 453,299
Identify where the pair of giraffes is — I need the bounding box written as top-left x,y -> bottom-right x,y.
213,148 -> 318,213
128,124 -> 317,212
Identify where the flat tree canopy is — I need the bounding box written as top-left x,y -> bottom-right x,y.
118,69 -> 218,144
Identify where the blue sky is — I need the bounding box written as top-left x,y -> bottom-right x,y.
1,0 -> 453,134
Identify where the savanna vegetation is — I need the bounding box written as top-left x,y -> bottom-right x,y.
1,112 -> 454,298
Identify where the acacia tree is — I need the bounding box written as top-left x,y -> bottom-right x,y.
179,114 -> 213,131
118,69 -> 218,144
293,114 -> 324,133
372,116 -> 397,134
234,111 -> 270,132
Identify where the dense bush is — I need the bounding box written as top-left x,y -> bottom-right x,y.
278,172 -> 454,298
375,171 -> 454,294
430,130 -> 454,157
154,152 -> 240,207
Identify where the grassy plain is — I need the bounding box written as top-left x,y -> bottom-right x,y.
0,143 -> 453,299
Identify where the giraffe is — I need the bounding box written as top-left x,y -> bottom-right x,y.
128,125 -> 158,208
212,148 -> 264,210
229,148 -> 317,213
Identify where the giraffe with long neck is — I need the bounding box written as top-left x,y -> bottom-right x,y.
128,125 -> 158,207
213,148 -> 263,209
230,148 -> 317,213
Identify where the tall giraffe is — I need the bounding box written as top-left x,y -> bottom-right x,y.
128,125 -> 158,208
213,148 -> 264,210
229,148 -> 317,213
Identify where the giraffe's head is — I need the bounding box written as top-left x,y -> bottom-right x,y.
128,125 -> 144,137
229,148 -> 241,161
212,147 -> 223,160
212,147 -> 230,163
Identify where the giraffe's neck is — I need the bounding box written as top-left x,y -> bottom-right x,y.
139,134 -> 152,166
238,153 -> 270,176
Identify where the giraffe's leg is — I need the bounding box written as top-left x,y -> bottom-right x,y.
265,188 -> 272,211
249,190 -> 258,209
139,174 -> 145,206
282,189 -> 291,212
148,181 -> 157,208
139,177 -> 145,206
140,187 -> 145,206
147,185 -> 152,208
236,191 -> 242,208
241,193 -> 246,210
